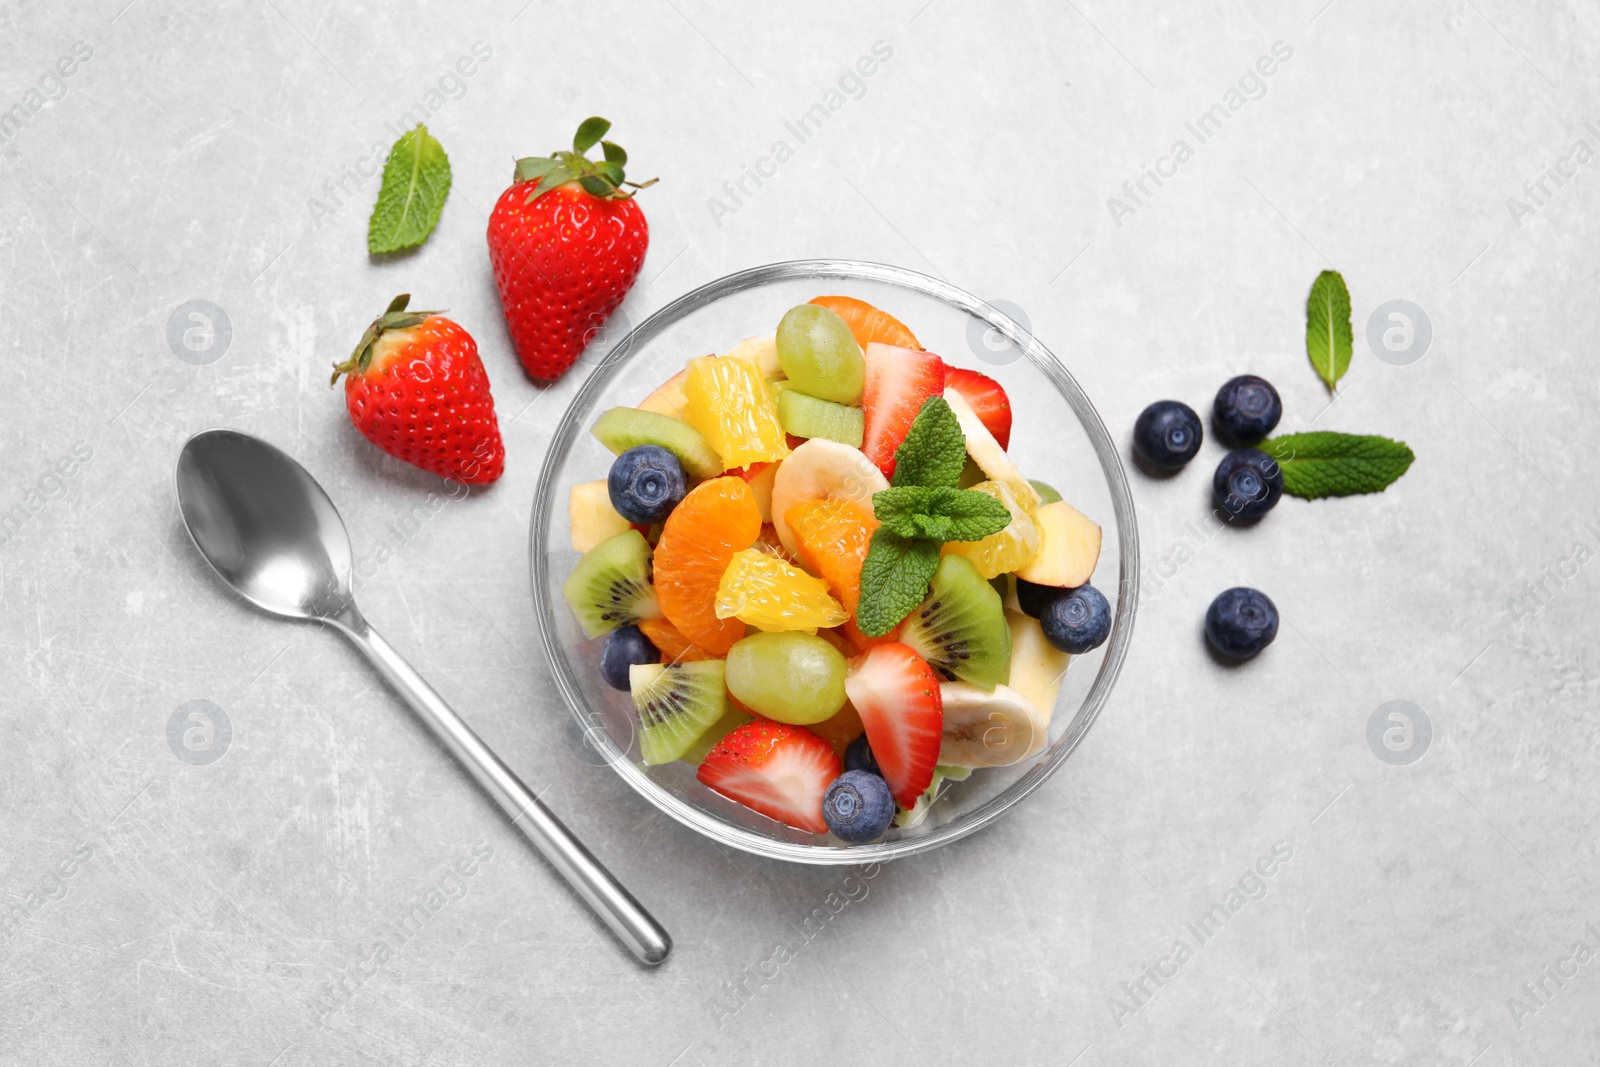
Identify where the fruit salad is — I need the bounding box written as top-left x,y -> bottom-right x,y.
562,296 -> 1110,843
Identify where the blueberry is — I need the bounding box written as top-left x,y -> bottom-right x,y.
599,624 -> 659,690
1039,583 -> 1112,654
1132,400 -> 1203,470
844,733 -> 881,776
822,769 -> 895,843
1212,448 -> 1283,522
1015,577 -> 1065,619
608,445 -> 686,524
1212,375 -> 1282,445
1204,587 -> 1279,661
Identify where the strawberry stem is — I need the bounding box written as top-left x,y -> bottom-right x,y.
330,293 -> 444,384
512,116 -> 656,204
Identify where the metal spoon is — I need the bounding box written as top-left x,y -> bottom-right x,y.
175,428 -> 671,965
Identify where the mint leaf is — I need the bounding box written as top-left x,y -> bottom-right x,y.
1306,270 -> 1353,393
856,530 -> 941,637
873,486 -> 1011,542
368,125 -> 451,254
891,397 -> 966,489
1261,432 -> 1414,499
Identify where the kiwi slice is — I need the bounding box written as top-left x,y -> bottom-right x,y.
776,389 -> 865,448
592,406 -> 723,480
630,660 -> 729,765
901,554 -> 1012,691
561,529 -> 660,638
682,706 -> 753,766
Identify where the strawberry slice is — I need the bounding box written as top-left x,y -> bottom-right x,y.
696,720 -> 842,834
861,343 -> 946,479
842,643 -> 944,808
944,367 -> 1012,451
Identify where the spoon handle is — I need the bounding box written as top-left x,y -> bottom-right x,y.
335,615 -> 671,966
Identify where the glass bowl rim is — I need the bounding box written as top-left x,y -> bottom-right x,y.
530,258 -> 1140,864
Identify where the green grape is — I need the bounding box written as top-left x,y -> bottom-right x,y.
775,304 -> 865,405
1029,479 -> 1062,504
724,631 -> 847,725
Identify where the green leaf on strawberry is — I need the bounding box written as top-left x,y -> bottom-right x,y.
331,293 -> 445,382
367,125 -> 452,254
513,157 -> 562,183
573,116 -> 611,154
512,116 -> 658,204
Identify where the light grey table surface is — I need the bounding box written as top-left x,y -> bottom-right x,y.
3,1 -> 1597,1064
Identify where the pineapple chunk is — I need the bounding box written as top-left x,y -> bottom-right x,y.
569,480 -> 631,553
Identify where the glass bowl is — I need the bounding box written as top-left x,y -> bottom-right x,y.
530,260 -> 1139,864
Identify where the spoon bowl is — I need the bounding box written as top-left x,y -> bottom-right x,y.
176,429 -> 353,621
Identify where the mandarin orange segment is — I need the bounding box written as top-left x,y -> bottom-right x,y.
636,617 -> 715,663
942,478 -> 1040,579
808,295 -> 921,351
784,498 -> 877,613
753,522 -> 795,563
808,699 -> 866,757
653,476 -> 762,655
714,548 -> 847,633
682,356 -> 789,469
841,616 -> 897,653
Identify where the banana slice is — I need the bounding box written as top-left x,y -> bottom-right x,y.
943,389 -> 1040,506
769,438 -> 889,556
937,680 -> 1050,767
1004,610 -> 1070,727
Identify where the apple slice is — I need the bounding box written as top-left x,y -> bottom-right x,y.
1013,500 -> 1101,588
639,365 -> 692,419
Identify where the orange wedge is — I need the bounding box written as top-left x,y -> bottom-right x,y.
809,295 -> 921,351
636,617 -> 716,663
653,476 -> 762,655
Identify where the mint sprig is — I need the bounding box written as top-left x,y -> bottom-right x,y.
1306,270 -> 1353,393
856,531 -> 942,637
855,398 -> 1013,636
873,486 -> 1011,542
368,125 -> 451,254
1261,432 -> 1414,499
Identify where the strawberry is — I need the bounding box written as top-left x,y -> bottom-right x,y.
861,342 -> 946,479
944,366 -> 1012,450
696,720 -> 842,834
842,643 -> 944,808
487,116 -> 656,381
331,295 -> 504,485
